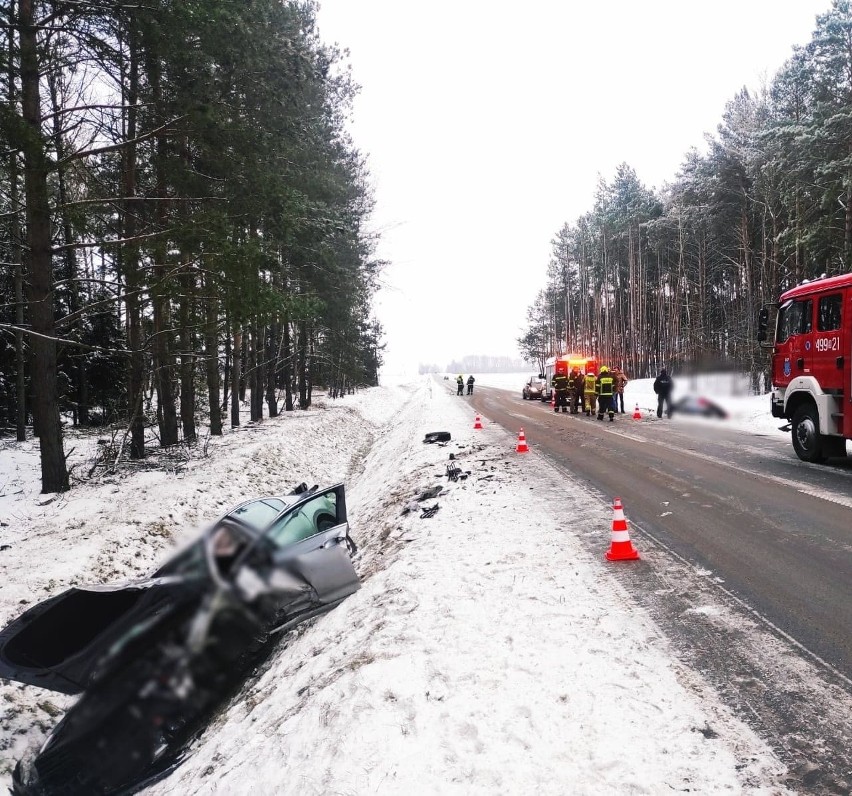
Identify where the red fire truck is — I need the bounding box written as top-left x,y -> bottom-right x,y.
758,273 -> 852,462
542,355 -> 597,403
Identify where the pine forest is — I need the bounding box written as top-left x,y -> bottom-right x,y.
518,1 -> 852,391
0,1 -> 383,492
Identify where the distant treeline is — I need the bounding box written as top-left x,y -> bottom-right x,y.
428,356 -> 532,374
1,1 -> 383,493
518,0 -> 852,389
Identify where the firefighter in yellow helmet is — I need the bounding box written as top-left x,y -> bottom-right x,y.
596,366 -> 616,421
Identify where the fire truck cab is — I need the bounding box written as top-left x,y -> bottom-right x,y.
758,273 -> 852,462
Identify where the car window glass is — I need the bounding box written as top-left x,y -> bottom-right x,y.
818,294 -> 842,331
265,492 -> 338,549
229,499 -> 285,531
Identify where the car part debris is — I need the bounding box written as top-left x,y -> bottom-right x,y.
423,431 -> 451,444
401,500 -> 420,516
447,463 -> 462,481
416,485 -> 443,501
420,505 -> 440,518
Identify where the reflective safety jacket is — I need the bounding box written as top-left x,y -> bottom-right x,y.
583,373 -> 597,394
597,373 -> 614,396
568,371 -> 584,394
552,373 -> 570,393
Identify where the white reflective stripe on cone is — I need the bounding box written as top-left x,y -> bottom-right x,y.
610,530 -> 631,542
613,509 -> 626,520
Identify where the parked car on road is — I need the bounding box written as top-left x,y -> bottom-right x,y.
522,375 -> 546,401
1,483 -> 360,796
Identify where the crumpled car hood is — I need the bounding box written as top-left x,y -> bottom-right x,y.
0,578 -> 204,695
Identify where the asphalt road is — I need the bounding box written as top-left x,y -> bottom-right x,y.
468,385 -> 852,793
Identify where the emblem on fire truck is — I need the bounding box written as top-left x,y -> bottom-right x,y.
783,358 -> 791,377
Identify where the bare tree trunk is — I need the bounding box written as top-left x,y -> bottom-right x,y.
283,311 -> 294,411
846,163 -> 852,265
298,320 -> 308,409
248,322 -> 261,422
145,41 -> 178,447
19,0 -> 68,492
9,0 -> 26,442
230,326 -> 241,428
204,276 -> 222,435
179,268 -> 196,442
122,18 -> 146,459
266,309 -> 279,418
48,69 -> 88,427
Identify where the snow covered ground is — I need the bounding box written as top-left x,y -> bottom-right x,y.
0,373 -> 797,793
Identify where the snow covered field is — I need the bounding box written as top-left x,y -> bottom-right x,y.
0,374 -> 796,793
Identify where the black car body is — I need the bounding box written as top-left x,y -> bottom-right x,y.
1,483 -> 360,795
522,375 -> 546,401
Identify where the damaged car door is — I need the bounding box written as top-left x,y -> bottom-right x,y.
232,484 -> 359,632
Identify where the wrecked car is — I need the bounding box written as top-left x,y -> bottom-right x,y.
0,483 -> 360,795
670,395 -> 729,419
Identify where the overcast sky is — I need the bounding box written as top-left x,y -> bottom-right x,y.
315,1 -> 829,375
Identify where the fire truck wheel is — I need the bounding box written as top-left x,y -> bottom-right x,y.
791,404 -> 826,463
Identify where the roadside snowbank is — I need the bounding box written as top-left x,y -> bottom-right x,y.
0,376 -> 790,793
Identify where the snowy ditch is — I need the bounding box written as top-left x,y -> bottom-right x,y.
1,377 -> 792,793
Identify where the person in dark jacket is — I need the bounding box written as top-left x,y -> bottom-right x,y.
456,375 -> 464,396
466,375 -> 475,395
552,370 -> 570,413
611,367 -> 628,413
567,367 -> 583,414
596,366 -> 616,421
653,368 -> 674,418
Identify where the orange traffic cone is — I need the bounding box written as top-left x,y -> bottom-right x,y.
516,428 -> 529,453
632,403 -> 642,420
605,497 -> 640,561
473,414 -> 483,430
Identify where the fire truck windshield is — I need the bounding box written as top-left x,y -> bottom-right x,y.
777,298 -> 812,343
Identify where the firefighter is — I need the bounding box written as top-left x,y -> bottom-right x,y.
466,374 -> 475,395
552,369 -> 570,413
456,375 -> 464,396
596,366 -> 616,421
583,370 -> 597,416
567,366 -> 583,414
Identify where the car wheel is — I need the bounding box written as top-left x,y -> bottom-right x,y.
522,392 -> 527,400
791,404 -> 825,463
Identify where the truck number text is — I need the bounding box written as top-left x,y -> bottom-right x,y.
815,336 -> 840,352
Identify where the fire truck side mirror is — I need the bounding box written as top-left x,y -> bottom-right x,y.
757,307 -> 769,343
